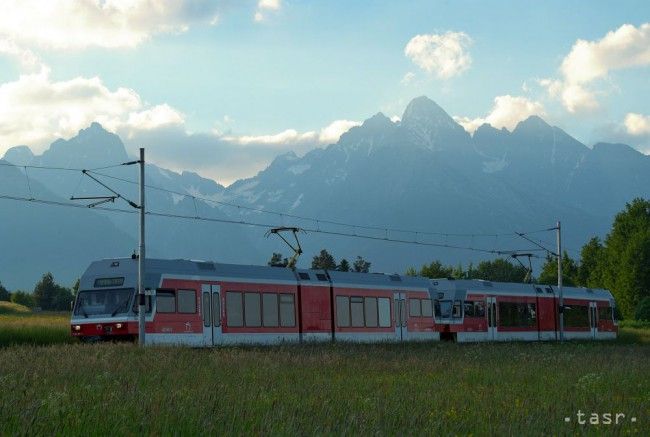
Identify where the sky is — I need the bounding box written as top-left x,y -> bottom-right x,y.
0,0 -> 649,185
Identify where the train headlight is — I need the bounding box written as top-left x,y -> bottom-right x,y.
115,323 -> 123,329
74,325 -> 81,331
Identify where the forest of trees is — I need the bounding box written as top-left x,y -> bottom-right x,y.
0,273 -> 77,311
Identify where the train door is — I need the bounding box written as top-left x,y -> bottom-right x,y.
201,284 -> 222,346
486,296 -> 497,340
394,292 -> 408,340
589,301 -> 598,339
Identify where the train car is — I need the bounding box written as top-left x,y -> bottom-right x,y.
328,270 -> 438,342
429,279 -> 618,342
71,257 -> 617,345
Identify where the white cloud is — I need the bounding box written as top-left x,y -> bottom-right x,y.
0,0 -> 223,50
318,119 -> 361,144
254,0 -> 281,22
259,0 -> 281,10
126,104 -> 184,132
624,113 -> 650,136
0,67 -> 184,153
454,95 -> 546,134
401,72 -> 416,85
227,129 -> 317,146
223,119 -> 360,147
404,31 -> 472,79
0,39 -> 42,70
541,23 -> 650,113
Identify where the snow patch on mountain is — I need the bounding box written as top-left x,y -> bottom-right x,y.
266,189 -> 284,202
290,194 -> 303,210
482,157 -> 509,173
287,164 -> 310,175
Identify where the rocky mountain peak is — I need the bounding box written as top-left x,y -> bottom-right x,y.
401,96 -> 455,127
40,121 -> 129,167
2,145 -> 34,165
400,96 -> 470,150
512,115 -> 552,134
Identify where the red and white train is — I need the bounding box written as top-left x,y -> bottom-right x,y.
71,257 -> 618,345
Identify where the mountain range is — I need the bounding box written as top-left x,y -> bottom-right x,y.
1,96 -> 649,290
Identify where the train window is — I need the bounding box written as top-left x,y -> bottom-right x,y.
351,297 -> 364,327
177,290 -> 197,314
279,294 -> 295,327
463,301 -> 474,317
435,300 -> 452,318
598,306 -> 612,321
409,298 -> 421,317
545,287 -> 553,294
212,292 -> 221,327
378,297 -> 391,327
474,301 -> 486,318
498,302 -> 537,327
298,272 -> 310,280
244,292 -> 261,327
564,305 -> 589,327
156,291 -> 176,313
226,292 -> 243,327
336,296 -> 350,327
364,297 -> 378,327
133,295 -> 152,314
202,293 -> 210,327
316,274 -> 328,281
535,287 -> 543,294
421,299 -> 433,317
262,293 -> 279,327
452,300 -> 462,318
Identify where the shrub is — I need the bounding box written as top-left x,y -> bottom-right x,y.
635,296 -> 650,321
11,291 -> 35,308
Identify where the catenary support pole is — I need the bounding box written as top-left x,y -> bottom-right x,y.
557,220 -> 564,342
138,148 -> 146,346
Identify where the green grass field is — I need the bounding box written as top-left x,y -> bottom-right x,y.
0,302 -> 73,347
0,307 -> 648,435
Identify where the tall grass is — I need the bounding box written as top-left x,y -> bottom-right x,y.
0,311 -> 72,347
0,338 -> 649,434
0,301 -> 31,314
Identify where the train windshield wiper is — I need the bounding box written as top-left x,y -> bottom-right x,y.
111,299 -> 130,317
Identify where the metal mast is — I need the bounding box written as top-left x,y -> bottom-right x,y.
138,148 -> 146,346
557,220 -> 564,342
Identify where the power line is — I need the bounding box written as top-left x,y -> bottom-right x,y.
87,169 -> 557,240
0,160 -> 138,172
1,159 -> 559,253
0,193 -> 545,257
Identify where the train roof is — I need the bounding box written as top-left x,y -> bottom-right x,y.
430,278 -> 614,301
80,257 -> 614,302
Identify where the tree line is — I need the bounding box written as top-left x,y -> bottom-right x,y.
0,273 -> 78,311
269,250 -> 372,272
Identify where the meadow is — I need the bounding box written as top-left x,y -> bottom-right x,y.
0,304 -> 648,435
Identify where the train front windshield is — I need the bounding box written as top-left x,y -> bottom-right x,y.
74,289 -> 134,318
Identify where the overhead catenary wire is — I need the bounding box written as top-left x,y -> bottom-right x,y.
0,160 -> 141,172
0,193 -> 545,258
86,169 -> 558,240
0,159 -> 559,258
